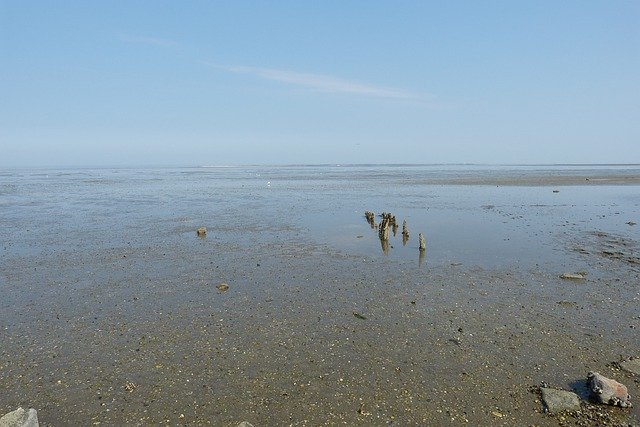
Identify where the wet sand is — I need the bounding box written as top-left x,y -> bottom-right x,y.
1,166 -> 639,426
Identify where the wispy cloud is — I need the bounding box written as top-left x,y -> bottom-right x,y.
117,35 -> 430,102
118,33 -> 181,48
204,62 -> 419,100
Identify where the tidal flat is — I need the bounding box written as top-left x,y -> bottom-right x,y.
1,165 -> 639,426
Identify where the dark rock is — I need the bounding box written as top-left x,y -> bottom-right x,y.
540,387 -> 581,413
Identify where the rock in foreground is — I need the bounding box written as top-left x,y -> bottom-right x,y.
540,388 -> 581,413
0,407 -> 39,427
587,371 -> 632,407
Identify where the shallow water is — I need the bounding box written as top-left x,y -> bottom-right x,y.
2,165 -> 638,268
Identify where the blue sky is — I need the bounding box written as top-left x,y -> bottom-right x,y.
1,1 -> 639,166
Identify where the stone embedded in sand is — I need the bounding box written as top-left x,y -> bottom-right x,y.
196,227 -> 207,237
587,371 -> 632,407
559,272 -> 587,280
418,233 -> 426,251
540,387 -> 581,413
619,358 -> 640,376
0,407 -> 39,427
216,283 -> 229,292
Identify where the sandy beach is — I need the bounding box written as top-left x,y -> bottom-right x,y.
1,165 -> 639,426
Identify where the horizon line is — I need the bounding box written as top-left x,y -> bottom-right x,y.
3,163 -> 640,170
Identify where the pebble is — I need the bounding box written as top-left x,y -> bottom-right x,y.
559,272 -> 587,280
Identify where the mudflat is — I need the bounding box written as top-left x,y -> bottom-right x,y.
1,165 -> 639,426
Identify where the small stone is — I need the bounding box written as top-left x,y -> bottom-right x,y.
237,422 -> 254,427
216,283 -> 230,292
353,312 -> 367,320
587,371 -> 632,407
0,407 -> 39,427
196,227 -> 207,237
559,272 -> 587,280
540,387 -> 581,413
619,358 -> 640,375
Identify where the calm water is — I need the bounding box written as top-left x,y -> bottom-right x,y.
2,164 -> 638,272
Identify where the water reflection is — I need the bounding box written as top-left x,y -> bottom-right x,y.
380,238 -> 390,255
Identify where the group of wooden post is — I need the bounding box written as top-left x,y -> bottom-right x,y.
365,211 -> 426,251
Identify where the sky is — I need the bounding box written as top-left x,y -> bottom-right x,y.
1,1 -> 639,167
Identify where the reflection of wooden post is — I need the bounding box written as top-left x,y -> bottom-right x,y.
379,218 -> 390,241
380,238 -> 390,255
419,247 -> 426,266
418,233 -> 426,250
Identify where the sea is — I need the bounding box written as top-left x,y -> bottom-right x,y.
2,164 -> 639,272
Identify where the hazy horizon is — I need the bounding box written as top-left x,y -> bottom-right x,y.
2,2 -> 639,167
3,162 -> 640,172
